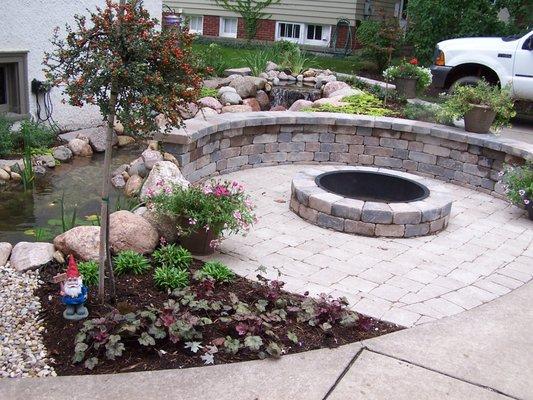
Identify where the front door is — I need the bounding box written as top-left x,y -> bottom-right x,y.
513,32 -> 533,100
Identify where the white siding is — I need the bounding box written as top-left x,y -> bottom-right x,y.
0,0 -> 163,131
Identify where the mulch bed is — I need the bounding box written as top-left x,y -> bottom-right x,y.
36,260 -> 401,376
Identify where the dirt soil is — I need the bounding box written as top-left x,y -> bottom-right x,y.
36,260 -> 401,376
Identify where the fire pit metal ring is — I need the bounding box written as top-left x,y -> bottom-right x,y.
290,166 -> 453,238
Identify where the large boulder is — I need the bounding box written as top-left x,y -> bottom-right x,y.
109,211 -> 159,254
221,105 -> 253,113
229,76 -> 257,99
323,81 -> 351,98
265,61 -> 279,72
52,146 -> 73,162
140,161 -> 189,201
117,136 -> 135,147
255,90 -> 270,110
0,242 -> 12,266
124,174 -> 143,197
76,126 -> 118,153
219,91 -> 242,106
313,96 -> 350,108
178,102 -> 199,120
54,226 -> 100,261
10,242 -> 55,272
136,207 -> 179,243
289,99 -> 314,112
195,107 -> 219,119
199,96 -> 223,111
243,98 -> 261,112
250,77 -> 267,91
218,86 -> 237,96
68,138 -> 93,157
128,157 -> 148,178
328,87 -> 363,98
142,149 -> 164,170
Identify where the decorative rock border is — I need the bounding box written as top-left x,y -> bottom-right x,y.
289,166 -> 453,238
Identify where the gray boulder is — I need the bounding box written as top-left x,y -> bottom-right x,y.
0,242 -> 12,266
111,174 -> 126,189
52,146 -> 73,162
218,86 -> 237,96
33,154 -> 56,168
323,81 -> 351,98
109,211 -> 159,254
54,226 -> 100,261
128,157 -> 148,178
220,91 -> 242,106
229,76 -> 257,99
10,242 -> 55,272
141,149 -> 164,170
76,126 -> 118,153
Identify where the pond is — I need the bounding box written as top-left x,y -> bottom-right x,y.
0,146 -> 142,244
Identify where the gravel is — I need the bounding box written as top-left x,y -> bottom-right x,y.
0,263 -> 56,378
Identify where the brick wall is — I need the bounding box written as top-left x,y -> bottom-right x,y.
332,25 -> 361,51
237,18 -> 276,41
203,15 -> 220,36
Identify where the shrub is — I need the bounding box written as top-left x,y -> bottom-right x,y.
197,261 -> 235,283
19,120 -> 56,150
149,180 -> 257,243
0,116 -> 16,156
113,251 -> 151,276
356,18 -> 403,70
78,261 -> 99,287
403,103 -> 440,123
437,81 -> 516,130
500,162 -> 533,207
153,267 -> 189,290
152,244 -> 193,270
309,92 -> 395,116
383,58 -> 432,94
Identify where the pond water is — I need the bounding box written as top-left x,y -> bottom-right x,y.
0,146 -> 142,244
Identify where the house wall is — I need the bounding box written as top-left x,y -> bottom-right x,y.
0,0 -> 162,132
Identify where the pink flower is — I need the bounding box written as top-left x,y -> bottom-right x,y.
214,185 -> 230,197
233,210 -> 242,220
189,218 -> 197,225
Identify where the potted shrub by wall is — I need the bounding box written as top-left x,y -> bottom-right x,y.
500,162 -> 533,221
438,81 -> 516,133
148,179 -> 257,255
383,58 -> 432,99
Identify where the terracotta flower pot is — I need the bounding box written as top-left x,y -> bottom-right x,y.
179,226 -> 218,255
464,104 -> 496,134
394,77 -> 418,99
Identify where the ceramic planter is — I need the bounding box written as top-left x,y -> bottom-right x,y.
179,226 -> 217,255
464,104 -> 496,134
394,77 -> 418,99
523,196 -> 533,221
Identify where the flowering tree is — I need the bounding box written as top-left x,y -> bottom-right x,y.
44,0 -> 202,302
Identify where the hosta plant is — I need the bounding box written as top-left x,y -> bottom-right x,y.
113,251 -> 151,276
153,267 -> 190,290
77,261 -> 99,287
196,261 -> 236,283
152,244 -> 193,270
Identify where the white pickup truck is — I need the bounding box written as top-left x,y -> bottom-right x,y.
430,30 -> 533,101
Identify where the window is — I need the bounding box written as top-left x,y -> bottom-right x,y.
0,52 -> 28,116
277,22 -> 302,41
304,24 -> 331,46
220,17 -> 237,38
188,16 -> 203,34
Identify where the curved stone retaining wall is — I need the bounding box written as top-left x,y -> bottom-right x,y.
157,112 -> 533,199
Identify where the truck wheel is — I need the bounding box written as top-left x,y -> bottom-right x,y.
450,76 -> 481,92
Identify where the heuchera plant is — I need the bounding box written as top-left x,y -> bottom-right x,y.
148,179 -> 257,248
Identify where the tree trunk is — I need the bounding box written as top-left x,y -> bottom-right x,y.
98,0 -> 126,303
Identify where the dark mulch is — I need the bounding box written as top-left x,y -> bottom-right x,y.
36,260 -> 401,376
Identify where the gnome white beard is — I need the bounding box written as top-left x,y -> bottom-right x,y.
64,277 -> 83,297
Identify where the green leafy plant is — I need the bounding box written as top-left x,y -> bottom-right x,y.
383,58 -> 432,93
437,81 -> 516,130
196,43 -> 231,77
152,244 -> 193,270
356,17 -> 403,70
0,116 -> 16,157
196,261 -> 235,283
212,0 -> 281,41
149,179 -> 256,248
113,250 -> 151,276
78,261 -> 99,286
278,46 -> 309,75
403,103 -> 440,123
309,92 -> 395,116
19,120 -> 56,150
200,87 -> 219,98
241,48 -> 273,76
500,162 -> 533,207
153,267 -> 190,290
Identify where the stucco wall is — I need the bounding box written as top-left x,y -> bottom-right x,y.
0,0 -> 162,131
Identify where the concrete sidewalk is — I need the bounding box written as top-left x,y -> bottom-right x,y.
1,281 -> 532,400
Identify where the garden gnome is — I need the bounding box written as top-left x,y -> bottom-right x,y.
60,255 -> 89,320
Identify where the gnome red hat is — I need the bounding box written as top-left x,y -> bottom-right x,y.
66,255 -> 80,279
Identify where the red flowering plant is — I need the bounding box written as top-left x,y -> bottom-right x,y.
147,179 -> 257,249
43,0 -> 203,301
383,58 -> 432,93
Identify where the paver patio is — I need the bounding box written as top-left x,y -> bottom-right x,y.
203,164 -> 533,327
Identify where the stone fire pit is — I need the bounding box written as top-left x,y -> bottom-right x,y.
290,166 -> 453,238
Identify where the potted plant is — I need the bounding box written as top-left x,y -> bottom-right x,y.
438,81 -> 516,133
500,162 -> 533,220
148,179 -> 257,255
383,58 -> 432,99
